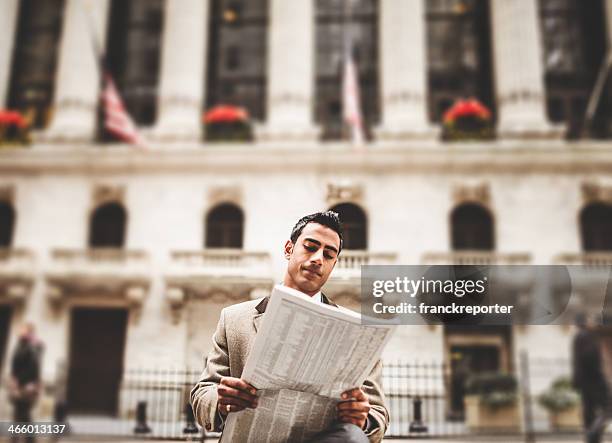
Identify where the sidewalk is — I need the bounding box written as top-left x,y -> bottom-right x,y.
0,437 -> 589,443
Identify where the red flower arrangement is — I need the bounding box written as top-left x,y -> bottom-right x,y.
0,109 -> 30,145
203,105 -> 252,142
442,98 -> 494,141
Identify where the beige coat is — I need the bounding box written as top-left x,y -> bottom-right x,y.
190,294 -> 389,442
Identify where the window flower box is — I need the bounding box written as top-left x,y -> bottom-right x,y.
0,110 -> 30,146
442,98 -> 495,142
538,377 -> 581,431
464,372 -> 521,431
203,105 -> 253,142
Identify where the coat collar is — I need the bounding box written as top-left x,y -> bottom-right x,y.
255,292 -> 337,314
253,292 -> 337,332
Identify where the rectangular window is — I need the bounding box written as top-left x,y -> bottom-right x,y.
315,0 -> 379,141
205,0 -> 268,122
8,0 -> 65,129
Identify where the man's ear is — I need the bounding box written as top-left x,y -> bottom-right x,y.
284,240 -> 293,260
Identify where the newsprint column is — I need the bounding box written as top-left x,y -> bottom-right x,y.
490,0 -> 562,139
44,0 -> 111,143
375,0 -> 436,142
153,0 -> 209,142
0,0 -> 19,108
256,0 -> 319,142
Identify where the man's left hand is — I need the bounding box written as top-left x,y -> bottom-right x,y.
337,387 -> 370,430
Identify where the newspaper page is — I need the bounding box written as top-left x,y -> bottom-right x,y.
221,285 -> 395,443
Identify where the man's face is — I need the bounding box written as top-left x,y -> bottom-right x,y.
283,222 -> 341,296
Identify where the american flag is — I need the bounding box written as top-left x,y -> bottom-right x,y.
342,48 -> 365,145
101,73 -> 146,147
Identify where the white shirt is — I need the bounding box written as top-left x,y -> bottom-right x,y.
280,283 -> 322,303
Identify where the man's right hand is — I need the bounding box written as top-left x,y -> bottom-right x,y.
217,376 -> 258,415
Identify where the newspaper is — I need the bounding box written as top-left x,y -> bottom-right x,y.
220,285 -> 395,442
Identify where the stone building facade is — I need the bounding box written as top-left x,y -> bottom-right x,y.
1,0 -> 612,424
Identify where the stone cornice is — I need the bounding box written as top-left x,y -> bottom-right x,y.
1,141 -> 612,175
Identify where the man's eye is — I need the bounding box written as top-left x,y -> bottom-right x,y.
305,245 -> 317,252
324,253 -> 334,260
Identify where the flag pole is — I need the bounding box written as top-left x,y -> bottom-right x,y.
582,50 -> 612,139
341,0 -> 365,146
343,0 -> 351,142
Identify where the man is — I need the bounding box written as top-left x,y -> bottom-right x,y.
9,323 -> 43,443
572,313 -> 609,443
191,211 -> 389,442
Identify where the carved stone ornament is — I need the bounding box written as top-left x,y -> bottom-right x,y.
326,182 -> 363,205
0,186 -> 15,203
452,182 -> 491,206
93,185 -> 125,207
582,181 -> 612,204
208,186 -> 242,208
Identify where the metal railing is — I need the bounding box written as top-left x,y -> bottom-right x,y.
0,357 -> 583,440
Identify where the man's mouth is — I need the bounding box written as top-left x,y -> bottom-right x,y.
302,267 -> 321,277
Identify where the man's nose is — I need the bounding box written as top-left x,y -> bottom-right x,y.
310,249 -> 324,264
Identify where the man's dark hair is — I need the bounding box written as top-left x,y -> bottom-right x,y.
290,211 -> 343,253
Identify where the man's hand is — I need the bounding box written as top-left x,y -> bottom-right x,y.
217,377 -> 258,416
337,387 -> 370,430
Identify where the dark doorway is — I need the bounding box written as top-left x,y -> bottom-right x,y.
89,202 -> 127,248
67,308 -> 128,415
580,203 -> 612,251
449,344 -> 500,418
451,203 -> 495,251
0,306 -> 13,373
0,202 -> 15,247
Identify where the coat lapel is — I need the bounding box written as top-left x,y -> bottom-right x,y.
252,292 -> 336,332
253,297 -> 268,333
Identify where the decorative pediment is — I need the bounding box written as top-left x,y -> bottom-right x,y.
208,186 -> 242,208
452,182 -> 491,207
582,181 -> 612,204
326,182 -> 363,206
0,185 -> 15,203
93,184 -> 125,206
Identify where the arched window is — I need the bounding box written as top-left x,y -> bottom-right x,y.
8,0 -> 65,129
205,0 -> 268,121
539,0 -> 608,139
100,0 -> 164,139
451,203 -> 494,250
329,203 -> 367,250
89,203 -> 127,248
580,203 -> 612,251
315,0 -> 379,140
0,202 -> 16,248
426,0 -> 495,123
205,203 -> 244,248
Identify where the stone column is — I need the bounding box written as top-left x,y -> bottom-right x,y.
375,0 -> 436,141
256,0 -> 319,142
44,0 -> 111,142
0,0 -> 19,108
152,0 -> 209,142
490,0 -> 562,138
